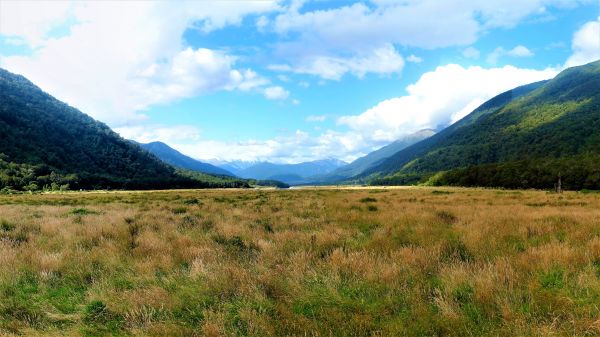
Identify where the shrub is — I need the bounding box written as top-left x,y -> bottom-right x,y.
436,210 -> 457,224
172,207 -> 187,214
0,219 -> 15,231
69,208 -> 98,216
183,198 -> 200,205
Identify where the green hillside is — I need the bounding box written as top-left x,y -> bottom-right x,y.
0,68 -> 247,191
367,60 -> 600,189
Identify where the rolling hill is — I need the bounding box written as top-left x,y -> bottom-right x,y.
0,68 -> 248,190
366,60 -> 600,189
139,141 -> 235,176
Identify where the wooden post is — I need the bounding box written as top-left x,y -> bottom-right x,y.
557,173 -> 562,194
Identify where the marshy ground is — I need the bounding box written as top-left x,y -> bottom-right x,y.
0,187 -> 599,336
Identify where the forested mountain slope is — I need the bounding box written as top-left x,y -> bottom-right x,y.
0,68 -> 245,190
367,60 -> 600,189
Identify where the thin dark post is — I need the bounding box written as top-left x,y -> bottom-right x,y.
557,173 -> 562,194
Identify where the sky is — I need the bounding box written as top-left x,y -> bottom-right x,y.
0,0 -> 599,164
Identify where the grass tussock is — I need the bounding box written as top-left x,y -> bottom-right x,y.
0,187 -> 598,336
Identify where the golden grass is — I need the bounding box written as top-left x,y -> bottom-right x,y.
0,187 -> 599,336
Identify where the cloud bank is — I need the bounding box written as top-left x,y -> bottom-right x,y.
0,1 -> 283,124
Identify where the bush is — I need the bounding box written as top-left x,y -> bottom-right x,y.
0,219 -> 15,231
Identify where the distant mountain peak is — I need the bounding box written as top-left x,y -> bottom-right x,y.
211,157 -> 348,185
308,129 -> 436,184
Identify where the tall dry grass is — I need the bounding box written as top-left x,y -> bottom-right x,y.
0,187 -> 598,336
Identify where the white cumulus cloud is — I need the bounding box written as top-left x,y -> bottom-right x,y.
487,45 -> 534,64
0,1 -> 281,125
406,54 -> 423,63
269,43 -> 404,80
565,16 -> 600,68
507,45 -> 534,57
0,1 -> 73,47
268,0 -> 586,80
115,125 -> 202,144
168,129 -> 370,164
338,64 -> 558,143
264,86 -> 290,100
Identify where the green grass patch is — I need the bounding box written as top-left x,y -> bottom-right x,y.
171,206 -> 187,214
183,198 -> 201,205
354,222 -> 380,236
540,268 -> 565,289
68,208 -> 98,216
82,300 -> 125,336
431,190 -> 453,195
0,219 -> 15,231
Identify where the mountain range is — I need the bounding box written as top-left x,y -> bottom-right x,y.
135,144 -> 347,185
1,59 -> 599,191
207,160 -> 259,173
310,129 -> 436,184
217,159 -> 348,184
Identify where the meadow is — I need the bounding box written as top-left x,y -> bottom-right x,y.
0,187 -> 599,336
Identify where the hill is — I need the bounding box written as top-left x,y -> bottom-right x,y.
366,60 -> 600,189
139,141 -> 234,176
0,68 -> 247,191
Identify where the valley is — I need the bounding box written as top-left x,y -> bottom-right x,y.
1,2 -> 599,336
0,187 -> 599,336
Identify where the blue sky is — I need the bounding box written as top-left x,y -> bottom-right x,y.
0,1 -> 599,163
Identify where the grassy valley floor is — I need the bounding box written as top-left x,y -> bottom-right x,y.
0,187 -> 599,336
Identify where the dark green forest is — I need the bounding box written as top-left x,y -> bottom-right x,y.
426,153 -> 600,190
0,152 -> 255,192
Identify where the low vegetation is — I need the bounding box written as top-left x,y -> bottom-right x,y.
0,155 -> 292,193
0,187 -> 599,336
426,153 -> 600,190
373,153 -> 600,190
